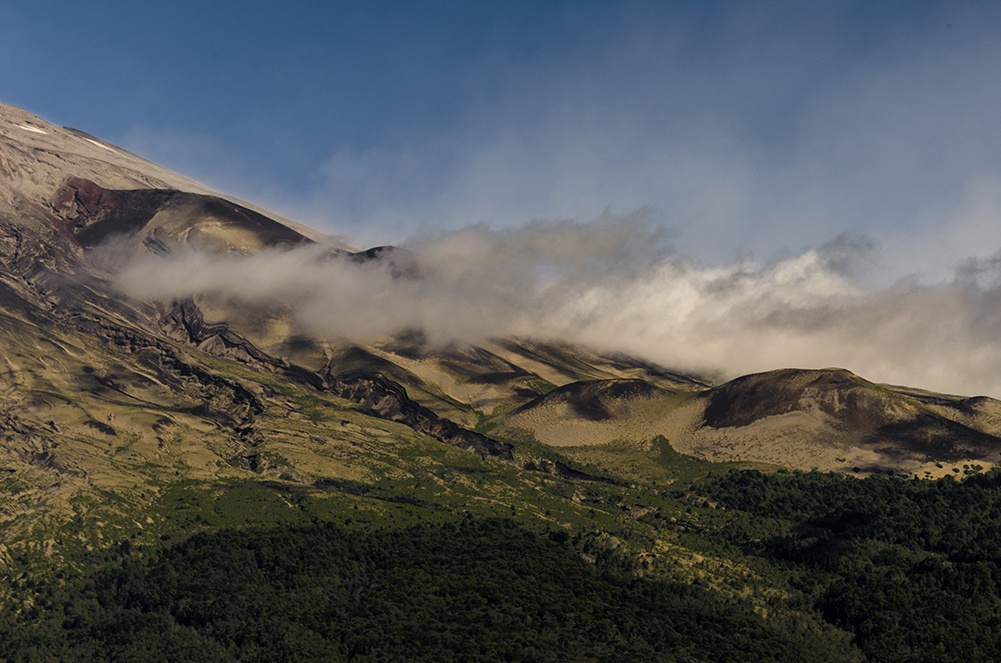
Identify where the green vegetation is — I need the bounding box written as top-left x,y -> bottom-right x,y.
694,468 -> 1001,661
7,345 -> 1001,663
557,435 -> 757,487
0,519 -> 855,662
9,455 -> 1001,660
9,99 -> 1001,661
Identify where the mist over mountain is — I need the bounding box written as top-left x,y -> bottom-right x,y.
5,100 -> 1001,661
113,188 -> 1001,399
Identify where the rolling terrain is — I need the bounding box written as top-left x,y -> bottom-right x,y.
3,102 -> 1001,661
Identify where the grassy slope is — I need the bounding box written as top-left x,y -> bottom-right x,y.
4,308 -> 999,661
0,310 -> 855,657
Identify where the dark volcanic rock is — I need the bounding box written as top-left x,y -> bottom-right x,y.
160,298 -> 288,368
158,298 -> 518,465
349,245 -> 420,279
47,177 -> 313,252
50,177 -> 178,247
325,369 -> 515,462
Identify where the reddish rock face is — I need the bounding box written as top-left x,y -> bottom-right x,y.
54,176 -> 117,220
50,177 -> 122,243
47,177 -> 312,251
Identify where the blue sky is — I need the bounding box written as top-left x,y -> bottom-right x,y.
3,0 -> 1001,279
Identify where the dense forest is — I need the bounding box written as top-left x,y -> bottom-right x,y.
0,518 -> 850,662
5,469 -> 1001,661
700,469 -> 1001,661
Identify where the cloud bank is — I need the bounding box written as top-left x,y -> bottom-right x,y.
242,1 -> 1001,286
97,3 -> 1001,394
116,213 -> 1001,399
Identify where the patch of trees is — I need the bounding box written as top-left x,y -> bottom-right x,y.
0,518 -> 853,662
700,469 -> 1001,661
14,467 -> 1001,661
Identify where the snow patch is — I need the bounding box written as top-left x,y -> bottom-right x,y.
16,124 -> 47,134
84,137 -> 116,153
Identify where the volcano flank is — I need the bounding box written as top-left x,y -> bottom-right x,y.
2,101 -> 1001,661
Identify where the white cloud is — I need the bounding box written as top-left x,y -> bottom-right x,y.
101,3 -> 1001,399
254,2 -> 1001,285
114,214 -> 1001,398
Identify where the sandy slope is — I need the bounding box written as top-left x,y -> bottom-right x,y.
501,369 -> 1001,476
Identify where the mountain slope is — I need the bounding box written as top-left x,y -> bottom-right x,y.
499,368 -> 1001,476
3,102 -> 1001,554
6,101 -> 1001,661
